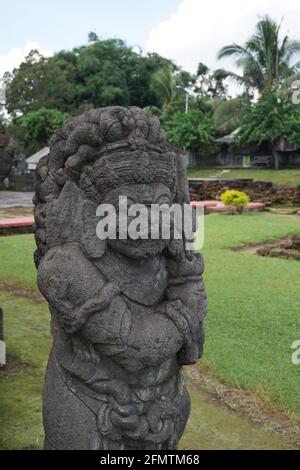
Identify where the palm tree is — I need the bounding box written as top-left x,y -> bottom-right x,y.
212,95 -> 251,135
217,15 -> 300,93
150,67 -> 177,113
150,67 -> 195,119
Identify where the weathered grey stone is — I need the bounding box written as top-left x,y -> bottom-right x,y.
34,106 -> 207,450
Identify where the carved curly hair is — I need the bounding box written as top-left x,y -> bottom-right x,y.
33,106 -> 190,266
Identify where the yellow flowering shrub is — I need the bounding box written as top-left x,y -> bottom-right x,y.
220,189 -> 250,214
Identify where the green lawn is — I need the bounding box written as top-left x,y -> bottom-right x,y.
0,235 -> 37,291
188,168 -> 300,187
201,213 -> 300,418
0,292 -> 50,449
1,212 -> 300,448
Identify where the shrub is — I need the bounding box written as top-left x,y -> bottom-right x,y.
220,189 -> 250,213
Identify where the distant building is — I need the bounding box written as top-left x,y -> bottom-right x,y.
7,146 -> 50,190
26,147 -> 50,172
215,131 -> 300,169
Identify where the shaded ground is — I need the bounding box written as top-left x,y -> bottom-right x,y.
183,366 -> 300,449
181,385 -> 292,450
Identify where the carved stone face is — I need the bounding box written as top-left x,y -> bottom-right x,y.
102,182 -> 172,259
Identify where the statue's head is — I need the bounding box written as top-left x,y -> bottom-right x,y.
34,107 -> 190,262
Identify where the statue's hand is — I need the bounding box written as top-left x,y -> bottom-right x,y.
162,300 -> 198,344
76,282 -> 119,316
97,392 -> 150,440
65,282 -> 120,333
110,401 -> 148,437
162,300 -> 202,364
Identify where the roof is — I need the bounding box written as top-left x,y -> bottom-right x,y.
215,128 -> 240,145
26,146 -> 50,164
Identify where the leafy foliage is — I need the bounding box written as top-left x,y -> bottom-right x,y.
2,50 -> 77,115
2,39 -> 175,116
194,63 -> 229,98
218,15 -> 300,93
8,108 -> 69,155
163,109 -> 217,155
150,67 -> 177,111
220,190 -> 250,213
238,91 -> 300,148
212,95 -> 251,135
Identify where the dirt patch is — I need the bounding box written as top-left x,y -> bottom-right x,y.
0,282 -> 45,303
185,364 -> 300,449
232,236 -> 290,253
268,207 -> 300,216
257,235 -> 300,261
188,179 -> 300,207
0,355 -> 30,377
233,234 -> 300,261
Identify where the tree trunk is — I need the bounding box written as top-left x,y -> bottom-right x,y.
272,148 -> 280,170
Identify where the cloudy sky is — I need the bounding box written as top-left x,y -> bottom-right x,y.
1,0 -> 300,79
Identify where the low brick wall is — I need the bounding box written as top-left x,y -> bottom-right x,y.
188,179 -> 300,206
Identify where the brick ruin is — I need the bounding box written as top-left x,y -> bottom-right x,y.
189,179 -> 300,206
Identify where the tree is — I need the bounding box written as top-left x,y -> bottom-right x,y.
237,91 -> 300,168
163,109 -> 217,157
8,108 -> 70,155
3,38 -> 177,116
218,15 -> 300,93
88,32 -> 99,43
193,63 -> 229,99
150,67 -> 177,113
150,66 -> 195,118
126,52 -> 175,109
0,112 -> 6,131
212,95 -> 251,135
3,50 -> 77,115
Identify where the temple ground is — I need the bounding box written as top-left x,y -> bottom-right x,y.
0,291 -> 294,450
0,211 -> 300,449
188,168 -> 300,187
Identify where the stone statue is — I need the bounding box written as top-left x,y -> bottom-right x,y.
34,106 -> 207,450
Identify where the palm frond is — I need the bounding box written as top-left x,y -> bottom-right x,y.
217,44 -> 249,60
217,15 -> 300,93
213,96 -> 251,134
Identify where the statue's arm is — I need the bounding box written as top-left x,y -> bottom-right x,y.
37,243 -> 186,369
82,300 -> 184,370
165,251 -> 207,364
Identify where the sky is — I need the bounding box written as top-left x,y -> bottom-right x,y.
1,0 -> 300,80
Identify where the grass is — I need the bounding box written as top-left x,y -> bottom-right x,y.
0,212 -> 300,448
0,235 -> 37,291
188,168 -> 300,187
0,292 -> 51,449
201,212 -> 300,417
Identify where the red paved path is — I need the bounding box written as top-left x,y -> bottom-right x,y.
0,216 -> 34,229
0,201 -> 265,229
